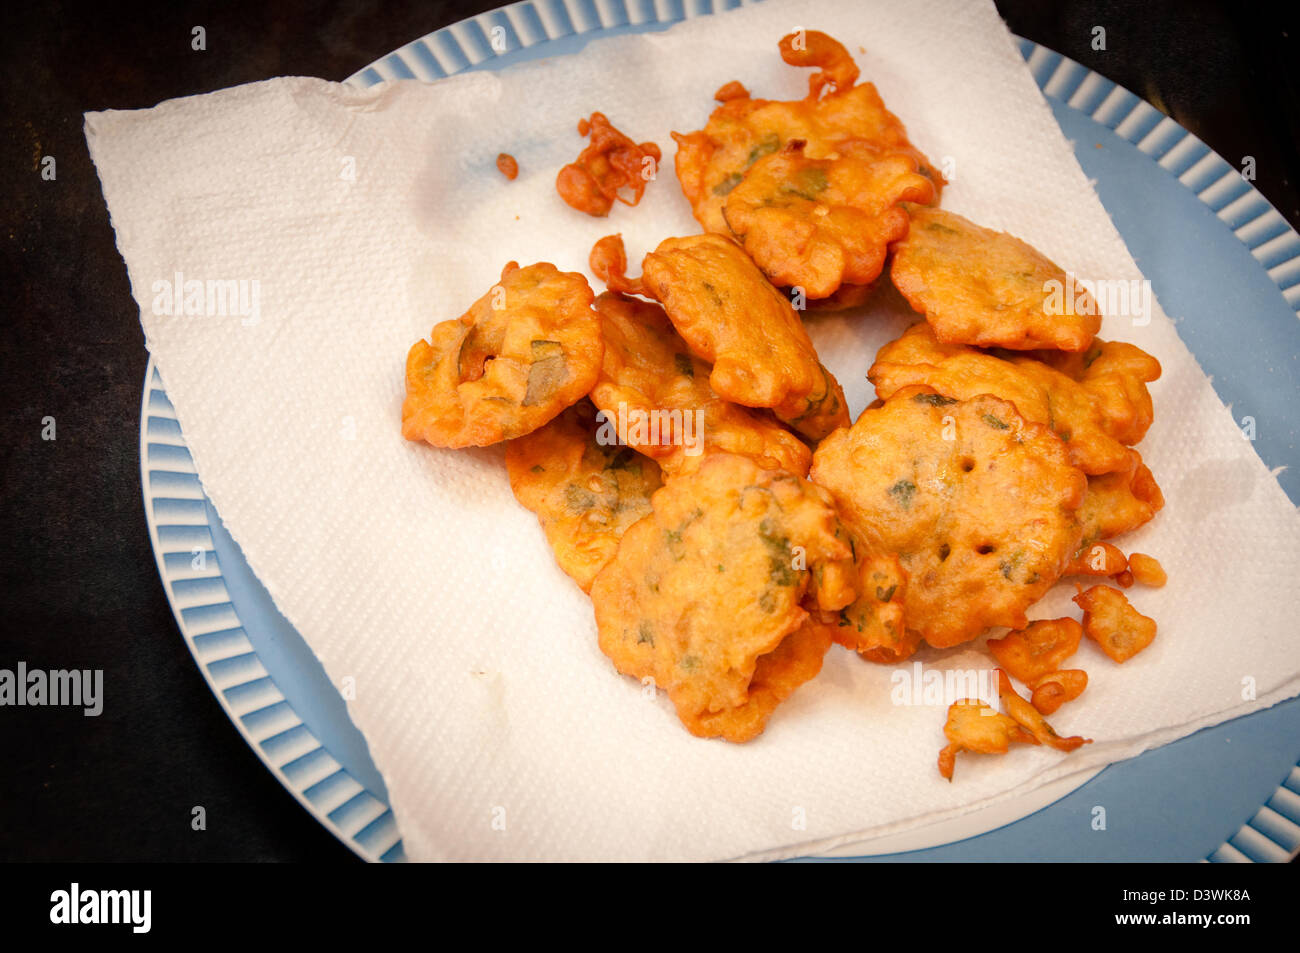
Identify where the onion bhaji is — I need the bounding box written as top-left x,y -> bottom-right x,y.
870,322 -> 1160,476
402,262 -> 603,447
590,453 -> 857,742
811,387 -> 1086,649
556,112 -> 661,217
890,207 -> 1101,352
673,31 -> 941,237
721,140 -> 935,299
1074,585 -> 1158,663
506,399 -> 662,592
590,291 -> 812,477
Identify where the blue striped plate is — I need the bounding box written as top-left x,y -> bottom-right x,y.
141,0 -> 1300,862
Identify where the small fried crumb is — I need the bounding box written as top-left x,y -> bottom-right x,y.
1127,552 -> 1166,587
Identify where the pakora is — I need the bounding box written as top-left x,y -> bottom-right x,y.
674,31 -> 941,236
870,321 -> 1159,475
890,207 -> 1101,351
590,453 -> 857,741
638,233 -> 850,441
811,387 -> 1086,649
815,547 -> 912,662
402,262 -> 603,447
506,399 -> 662,592
721,140 -> 934,298
1077,450 -> 1164,544
589,291 -> 812,476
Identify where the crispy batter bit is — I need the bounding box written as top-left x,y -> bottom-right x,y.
590,453 -> 856,742
714,80 -> 750,102
987,617 -> 1083,685
1065,542 -> 1128,578
556,112 -> 661,217
1127,552 -> 1167,587
778,30 -> 861,99
506,399 -> 662,592
638,233 -> 850,441
590,292 -> 812,477
402,262 -> 603,447
722,140 -> 934,298
812,387 -> 1086,649
870,322 -> 1160,476
1074,585 -> 1157,663
672,32 -> 941,235
891,207 -> 1101,352
938,670 -> 1090,780
496,152 -> 519,180
1029,669 -> 1088,715
937,699 -> 1035,782
996,670 -> 1090,751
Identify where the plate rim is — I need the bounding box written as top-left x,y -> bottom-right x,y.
139,0 -> 1300,863
139,367 -> 400,863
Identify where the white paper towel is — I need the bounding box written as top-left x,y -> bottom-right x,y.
87,0 -> 1300,861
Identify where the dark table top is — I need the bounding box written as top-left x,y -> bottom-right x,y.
1,0 -> 1296,862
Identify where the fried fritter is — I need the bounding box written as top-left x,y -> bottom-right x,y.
590,453 -> 856,742
589,292 -> 812,477
639,233 -> 850,441
987,617 -> 1083,685
1025,339 -> 1161,445
870,322 -> 1159,475
1074,585 -> 1157,663
800,279 -> 879,312
673,31 -> 941,236
506,399 -> 662,592
721,141 -> 934,298
1077,450 -> 1164,544
556,112 -> 660,217
402,262 -> 603,447
816,547 -> 912,662
890,207 -> 1101,352
811,387 -> 1086,649
689,618 -> 835,742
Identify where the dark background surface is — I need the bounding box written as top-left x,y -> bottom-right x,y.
0,0 -> 1295,863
